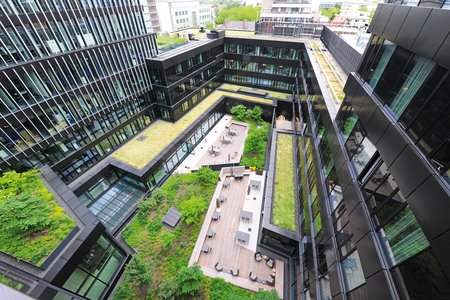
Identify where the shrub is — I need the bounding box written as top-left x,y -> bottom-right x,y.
159,278 -> 179,300
178,196 -> 208,224
176,264 -> 203,296
209,278 -> 252,299
195,167 -> 216,185
138,188 -> 166,217
0,193 -> 52,237
251,106 -> 263,123
230,104 -> 247,121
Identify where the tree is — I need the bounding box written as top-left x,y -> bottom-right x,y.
195,166 -> 216,185
0,193 -> 52,237
320,4 -> 341,21
176,264 -> 203,296
178,196 -> 208,224
230,104 -> 247,121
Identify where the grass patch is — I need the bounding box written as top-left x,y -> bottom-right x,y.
273,134 -> 296,231
156,35 -> 188,47
220,83 -> 291,100
112,90 -> 273,169
0,170 -> 75,265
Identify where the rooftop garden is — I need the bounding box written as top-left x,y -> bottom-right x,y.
230,104 -> 270,171
0,170 -> 75,265
111,90 -> 273,169
310,41 -> 345,103
157,35 -> 188,48
220,83 -> 292,100
273,134 -> 296,231
114,167 -> 278,299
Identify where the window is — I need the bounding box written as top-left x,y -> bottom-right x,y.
374,47 -> 435,118
342,250 -> 365,291
187,58 -> 193,68
391,248 -> 450,299
359,36 -> 395,88
175,63 -> 182,74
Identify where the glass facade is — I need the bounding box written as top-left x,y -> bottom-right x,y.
62,235 -> 125,300
0,0 -> 158,183
357,35 -> 450,183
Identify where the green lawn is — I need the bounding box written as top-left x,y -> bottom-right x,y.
112,90 -> 273,169
0,170 -> 75,265
114,170 -> 279,299
156,35 -> 188,47
273,134 -> 296,231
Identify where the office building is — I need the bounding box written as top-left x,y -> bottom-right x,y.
0,0 -> 449,299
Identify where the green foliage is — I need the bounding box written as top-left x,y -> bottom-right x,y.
115,173 -> 218,299
176,264 -> 203,296
250,106 -> 263,123
216,5 -> 261,24
195,166 -> 217,185
157,35 -> 188,47
240,121 -> 270,171
0,193 -> 52,236
158,278 -> 179,300
255,289 -> 280,300
320,4 -> 341,21
209,278 -> 253,299
0,170 -> 75,265
230,104 -> 247,121
359,5 -> 368,11
138,188 -> 166,217
178,196 -> 209,224
115,254 -> 152,299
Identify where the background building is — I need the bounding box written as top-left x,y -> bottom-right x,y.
155,0 -> 212,33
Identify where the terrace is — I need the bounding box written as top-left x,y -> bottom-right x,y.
190,168 -> 284,298
111,88 -> 273,170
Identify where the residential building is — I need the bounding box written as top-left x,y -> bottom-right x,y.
155,0 -> 212,33
141,0 -> 162,32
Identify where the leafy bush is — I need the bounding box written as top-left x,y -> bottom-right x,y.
176,264 -> 203,296
117,254 -> 152,299
195,166 -> 216,185
251,106 -> 263,123
159,278 -> 179,300
138,188 -> 166,217
230,104 -> 247,121
240,121 -> 270,170
178,196 -> 209,224
210,278 -> 253,299
0,193 -> 52,236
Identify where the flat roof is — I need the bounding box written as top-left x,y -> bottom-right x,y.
151,39 -> 215,61
111,87 -> 273,169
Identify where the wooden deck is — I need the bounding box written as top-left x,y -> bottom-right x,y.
190,172 -> 284,298
196,121 -> 249,167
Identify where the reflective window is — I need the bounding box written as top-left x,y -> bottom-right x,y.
374,47 -> 435,118
62,235 -> 125,299
342,250 -> 365,291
